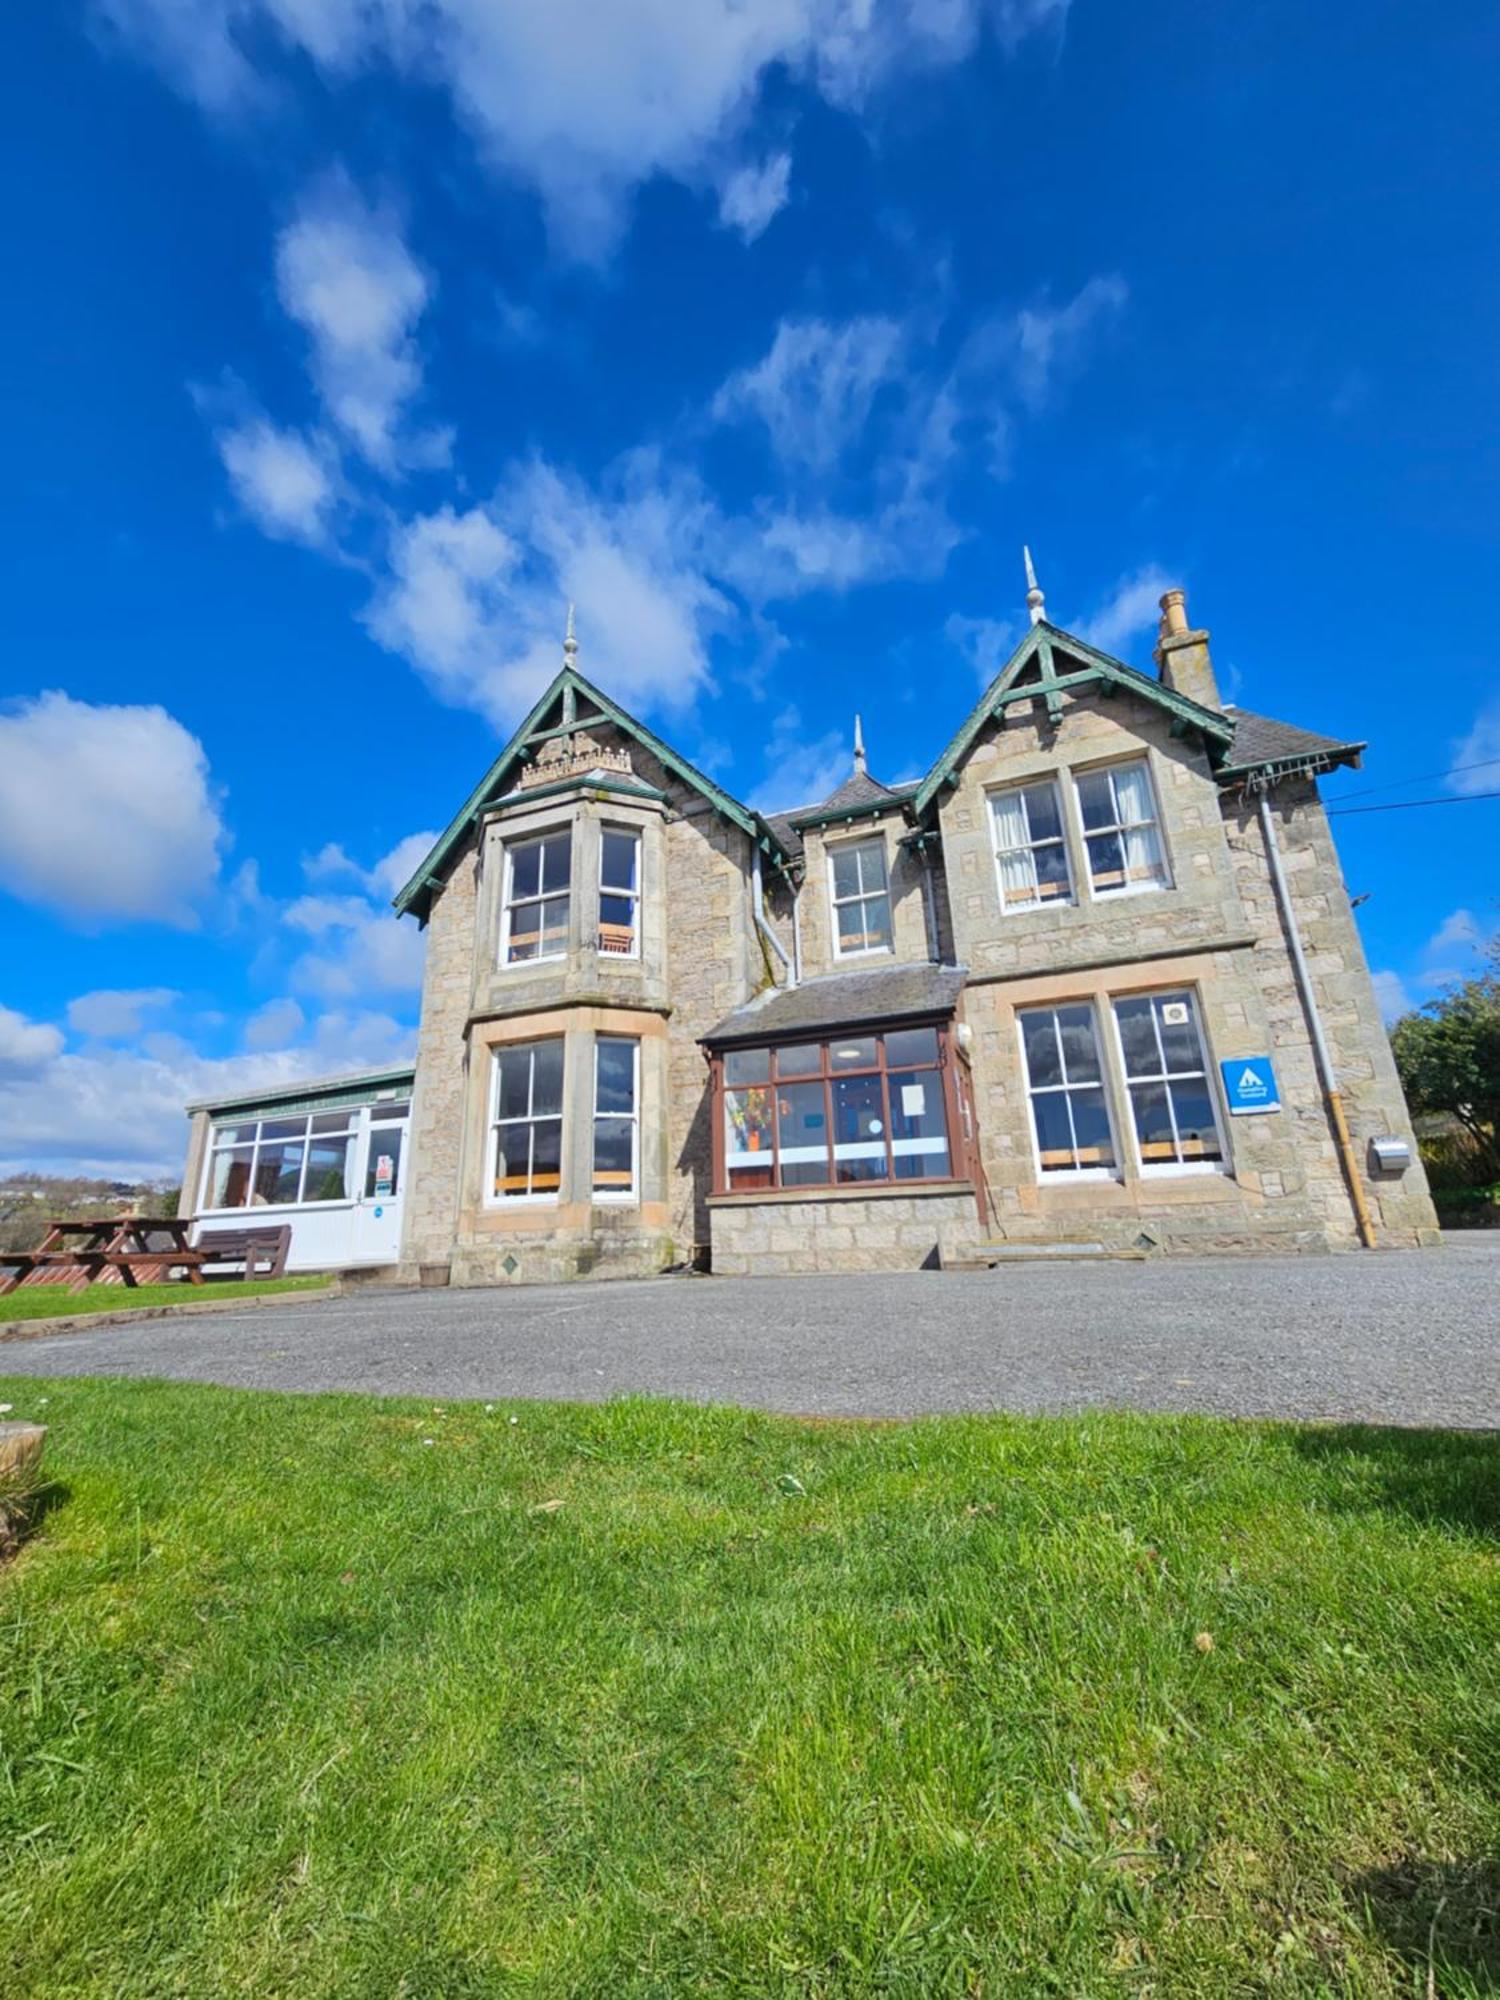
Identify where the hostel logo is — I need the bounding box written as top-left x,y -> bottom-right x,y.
1220,1055 -> 1281,1115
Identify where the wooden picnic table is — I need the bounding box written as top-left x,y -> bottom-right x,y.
0,1216 -> 205,1298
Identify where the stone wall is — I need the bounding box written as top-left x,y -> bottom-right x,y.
400,838 -> 478,1276
709,1186 -> 981,1275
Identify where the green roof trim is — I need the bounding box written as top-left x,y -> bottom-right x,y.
911,621 -> 1235,818
187,1065 -> 415,1120
393,667 -> 786,920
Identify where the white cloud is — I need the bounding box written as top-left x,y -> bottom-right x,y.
945,610 -> 1018,685
215,415 -> 339,544
1077,563 -> 1176,659
243,996 -> 306,1049
275,170 -> 446,471
104,0 -> 1069,257
1448,700 -> 1500,796
304,829 -> 440,902
0,693 -> 225,927
283,887 -> 427,1002
1007,275 -> 1128,411
0,1007 -> 417,1178
368,462 -> 726,726
1426,908 -> 1480,957
749,704 -> 852,811
0,1005 -> 64,1079
713,314 -> 907,473
716,151 -> 792,241
1370,970 -> 1413,1024
66,988 -> 180,1040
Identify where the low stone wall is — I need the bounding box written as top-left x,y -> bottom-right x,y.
708,1186 -> 981,1276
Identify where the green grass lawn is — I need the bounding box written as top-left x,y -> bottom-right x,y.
0,1379 -> 1496,1997
0,1274 -> 330,1324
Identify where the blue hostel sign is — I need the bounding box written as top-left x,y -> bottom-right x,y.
1220,1055 -> 1280,1115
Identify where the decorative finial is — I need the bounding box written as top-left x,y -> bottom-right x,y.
853,713 -> 867,777
563,602 -> 578,663
1023,546 -> 1046,626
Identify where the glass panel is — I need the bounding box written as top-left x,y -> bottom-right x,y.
859,893 -> 893,950
1157,997 -> 1202,1073
1069,1089 -> 1115,1168
363,1131 -> 401,1199
252,1140 -> 304,1205
724,1048 -> 770,1085
305,1135 -> 353,1201
889,1069 -> 950,1180
259,1117 -> 307,1140
599,892 -> 636,929
1031,1093 -> 1077,1172
1114,996 -> 1160,1077
592,1118 -> 635,1193
831,845 -> 863,898
494,1125 -> 530,1198
509,840 -> 542,900
532,1039 -> 565,1117
595,1040 -> 636,1114
837,899 -> 878,950
1168,1082 -> 1222,1161
312,1109 -> 359,1132
1086,829 -> 1126,887
1023,780 -> 1063,843
774,1042 -> 822,1076
208,1147 -> 253,1207
496,1048 -> 534,1122
368,1100 -> 409,1123
213,1123 -> 258,1146
531,1120 -> 563,1193
1074,769 -> 1115,831
1020,1010 -> 1062,1088
1113,762 -> 1155,826
725,1087 -> 774,1189
829,1036 -> 878,1070
832,1073 -> 888,1183
601,830 -> 638,892
539,832 -> 571,891
884,1026 -> 939,1067
1129,1082 -> 1177,1162
1034,841 -> 1072,900
538,894 -> 570,955
775,1080 -> 830,1186
1056,1006 -> 1102,1083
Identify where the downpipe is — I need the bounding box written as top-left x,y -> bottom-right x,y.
752,846 -> 795,988
1257,791 -> 1377,1248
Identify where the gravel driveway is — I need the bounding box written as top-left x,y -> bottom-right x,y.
5,1235 -> 1498,1427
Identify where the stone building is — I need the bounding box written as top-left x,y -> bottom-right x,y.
180,583 -> 1438,1278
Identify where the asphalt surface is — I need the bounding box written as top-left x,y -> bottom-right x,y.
4,1235 -> 1497,1427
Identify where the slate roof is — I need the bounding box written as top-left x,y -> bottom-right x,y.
765,772 -> 920,859
1218,705 -> 1365,776
702,962 -> 967,1046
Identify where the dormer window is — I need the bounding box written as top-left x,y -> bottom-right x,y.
830,836 -> 892,956
1074,759 -> 1168,897
598,827 -> 641,957
502,830 -> 571,964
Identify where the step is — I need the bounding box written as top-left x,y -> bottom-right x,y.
947,1241 -> 1148,1269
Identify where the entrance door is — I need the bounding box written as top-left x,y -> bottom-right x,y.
349,1108 -> 410,1265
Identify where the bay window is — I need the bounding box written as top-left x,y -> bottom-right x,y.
491,1039 -> 564,1200
592,1038 -> 639,1198
1113,990 -> 1224,1171
1018,1004 -> 1117,1177
502,830 -> 571,964
1074,759 -> 1168,896
718,1025 -> 956,1192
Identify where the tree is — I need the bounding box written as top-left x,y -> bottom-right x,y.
1390,939 -> 1500,1183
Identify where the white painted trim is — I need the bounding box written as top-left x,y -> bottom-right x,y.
484,1037 -> 566,1207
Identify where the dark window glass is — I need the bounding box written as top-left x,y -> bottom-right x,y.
829,1036 -> 878,1071
252,1140 -> 304,1205
889,1069 -> 950,1179
725,1048 -> 770,1085
532,1039 -> 565,1117
774,1042 -> 822,1076
595,1039 -> 635,1113
364,1131 -> 402,1199
884,1026 -> 939,1067
304,1136 -> 352,1201
832,1073 -> 888,1183
1020,1010 -> 1063,1088
776,1081 -> 831,1186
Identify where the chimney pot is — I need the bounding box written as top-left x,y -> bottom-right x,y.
1159,588 -> 1189,639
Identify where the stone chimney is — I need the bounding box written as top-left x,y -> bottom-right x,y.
1153,588 -> 1220,710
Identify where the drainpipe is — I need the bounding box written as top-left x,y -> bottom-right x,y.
791,875 -> 804,984
1257,790 -> 1376,1248
752,846 -> 794,988
918,843 -> 941,963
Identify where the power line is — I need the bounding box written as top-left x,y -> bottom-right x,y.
1328,790 -> 1500,816
1331,753 -> 1500,803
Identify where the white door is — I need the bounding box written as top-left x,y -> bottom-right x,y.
349,1109 -> 409,1265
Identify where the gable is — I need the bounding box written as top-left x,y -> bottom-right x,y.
912,621 -> 1236,819
393,666 -> 787,921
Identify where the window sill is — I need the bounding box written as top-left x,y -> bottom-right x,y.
709,1179 -> 973,1208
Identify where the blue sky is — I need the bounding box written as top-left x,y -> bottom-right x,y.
2,0 -> 1497,1176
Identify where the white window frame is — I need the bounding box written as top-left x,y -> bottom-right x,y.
592,1037 -> 640,1202
829,835 -> 893,958
487,1040 -> 566,1205
1109,989 -> 1227,1178
500,828 -> 572,967
989,776 -> 1076,915
199,1109 -> 360,1214
1071,756 -> 1170,901
1016,1003 -> 1120,1182
597,826 -> 642,960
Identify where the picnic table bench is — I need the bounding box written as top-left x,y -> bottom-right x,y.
193,1225 -> 291,1280
0,1217 -> 205,1298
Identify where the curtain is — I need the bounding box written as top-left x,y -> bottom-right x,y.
991,790 -> 1036,905
1114,763 -> 1164,885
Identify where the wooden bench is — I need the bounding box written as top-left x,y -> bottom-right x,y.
195,1225 -> 292,1281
